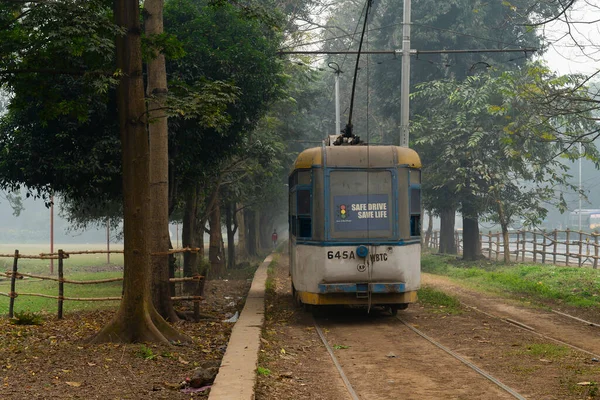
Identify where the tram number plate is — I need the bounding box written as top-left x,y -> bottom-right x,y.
327,250 -> 356,260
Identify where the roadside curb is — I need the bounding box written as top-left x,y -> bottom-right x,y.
208,254 -> 273,400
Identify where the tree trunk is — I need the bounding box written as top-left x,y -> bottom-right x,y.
424,210 -> 433,248
246,209 -> 258,256
259,211 -> 273,251
439,208 -> 457,254
225,201 -> 237,270
497,200 -> 511,264
462,215 -> 481,261
145,0 -> 177,322
209,193 -> 225,277
182,185 -> 198,293
237,203 -> 246,259
90,0 -> 186,343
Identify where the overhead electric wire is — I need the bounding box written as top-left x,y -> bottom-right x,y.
281,21 -> 536,55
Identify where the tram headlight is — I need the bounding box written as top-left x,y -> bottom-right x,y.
356,245 -> 368,258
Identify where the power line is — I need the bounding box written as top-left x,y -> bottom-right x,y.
280,48 -> 537,55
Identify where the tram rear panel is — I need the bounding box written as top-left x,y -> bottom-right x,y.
289,145 -> 421,308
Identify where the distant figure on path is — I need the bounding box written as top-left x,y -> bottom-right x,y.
272,229 -> 278,248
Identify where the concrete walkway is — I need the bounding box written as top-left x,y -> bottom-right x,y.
208,254 -> 272,400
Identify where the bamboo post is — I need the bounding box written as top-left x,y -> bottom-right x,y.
495,232 -> 500,261
488,231 -> 492,259
533,231 -> 537,262
566,229 -> 570,266
8,249 -> 19,318
553,230 -> 557,265
515,231 -> 520,263
58,249 -> 64,319
594,231 -> 598,270
194,274 -> 201,321
521,231 -> 526,262
541,230 -> 546,264
433,231 -> 438,251
578,232 -> 583,267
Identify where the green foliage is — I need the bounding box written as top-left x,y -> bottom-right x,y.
421,254 -> 600,308
257,366 -> 271,376
333,344 -> 349,349
417,286 -> 463,314
10,310 -> 44,326
135,344 -> 157,360
411,65 -> 598,231
523,343 -> 569,359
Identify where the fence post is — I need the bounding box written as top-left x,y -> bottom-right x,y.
8,249 -> 19,318
193,275 -> 202,321
594,231 -> 598,270
533,231 -> 537,263
495,232 -> 500,261
521,231 -> 526,262
58,249 -> 64,319
541,230 -> 547,264
553,230 -> 558,265
488,231 -> 492,260
578,232 -> 583,267
433,231 -> 438,251
515,231 -> 520,263
566,229 -> 570,266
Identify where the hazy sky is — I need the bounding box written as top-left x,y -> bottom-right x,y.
541,2 -> 600,75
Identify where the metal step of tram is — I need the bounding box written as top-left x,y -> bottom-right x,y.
356,283 -> 369,298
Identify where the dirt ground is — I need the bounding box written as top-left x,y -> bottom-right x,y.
0,276 -> 254,399
257,254 -> 600,400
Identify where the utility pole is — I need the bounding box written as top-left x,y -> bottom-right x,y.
579,142 -> 582,230
50,195 -> 54,274
106,217 -> 110,264
328,62 -> 342,135
400,0 -> 411,147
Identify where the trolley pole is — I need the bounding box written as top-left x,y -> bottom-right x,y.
400,0 -> 411,148
335,69 -> 341,135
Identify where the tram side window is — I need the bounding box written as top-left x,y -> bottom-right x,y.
296,189 -> 312,238
410,186 -> 421,237
289,169 -> 312,239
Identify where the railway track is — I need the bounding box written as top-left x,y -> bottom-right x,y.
312,302 -> 600,400
460,303 -> 600,360
313,312 -> 528,400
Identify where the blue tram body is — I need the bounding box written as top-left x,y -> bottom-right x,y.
289,144 -> 422,310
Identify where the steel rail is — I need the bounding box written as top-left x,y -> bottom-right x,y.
396,316 -> 528,400
462,304 -> 600,359
313,319 -> 360,400
551,309 -> 600,328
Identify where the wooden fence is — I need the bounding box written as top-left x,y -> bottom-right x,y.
426,229 -> 599,269
0,247 -> 205,319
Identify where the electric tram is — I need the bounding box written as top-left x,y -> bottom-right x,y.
288,140 -> 422,313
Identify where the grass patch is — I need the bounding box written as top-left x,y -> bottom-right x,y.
417,286 -> 462,314
265,257 -> 278,293
136,344 -> 157,360
0,271 -> 122,315
421,254 -> 600,309
257,366 -> 271,376
524,343 -> 570,359
10,310 -> 44,325
333,344 -> 349,350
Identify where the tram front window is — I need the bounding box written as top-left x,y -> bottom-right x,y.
329,170 -> 393,239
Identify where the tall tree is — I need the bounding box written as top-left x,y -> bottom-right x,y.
144,0 -> 178,321
411,65 -> 598,262
90,0 -> 185,343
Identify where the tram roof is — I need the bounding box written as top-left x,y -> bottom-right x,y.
293,145 -> 421,170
